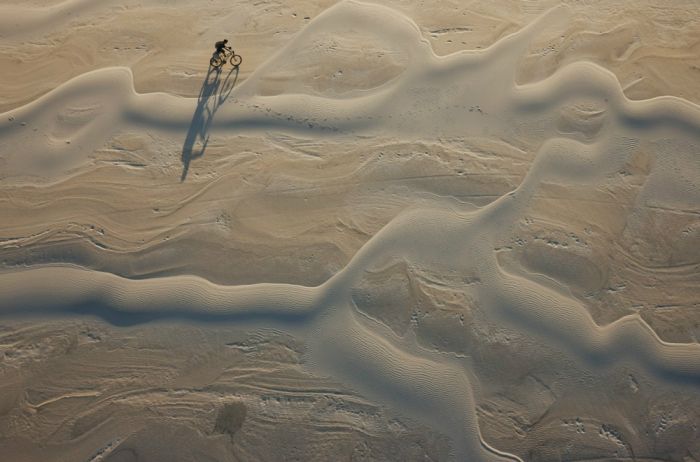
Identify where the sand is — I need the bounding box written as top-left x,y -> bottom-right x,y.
1,0 -> 699,461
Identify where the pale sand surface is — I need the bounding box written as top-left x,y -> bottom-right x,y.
1,1 -> 699,461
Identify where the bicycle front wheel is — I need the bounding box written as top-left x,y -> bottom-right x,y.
230,54 -> 242,67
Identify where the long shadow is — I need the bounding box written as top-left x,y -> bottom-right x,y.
0,298 -> 320,331
180,61 -> 239,182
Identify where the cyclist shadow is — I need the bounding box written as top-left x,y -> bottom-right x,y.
180,62 -> 239,182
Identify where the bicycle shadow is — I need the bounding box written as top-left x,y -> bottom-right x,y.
180,61 -> 239,182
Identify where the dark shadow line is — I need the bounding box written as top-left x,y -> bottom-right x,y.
1,300 -> 320,328
181,60 -> 240,182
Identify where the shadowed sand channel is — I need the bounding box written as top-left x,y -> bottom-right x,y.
1,1 -> 700,460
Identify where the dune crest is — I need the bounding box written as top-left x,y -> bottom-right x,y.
2,1 -> 700,460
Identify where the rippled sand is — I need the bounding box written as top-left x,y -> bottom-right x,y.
1,1 -> 699,461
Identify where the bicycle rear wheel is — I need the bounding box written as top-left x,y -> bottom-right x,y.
210,56 -> 223,68
230,54 -> 242,67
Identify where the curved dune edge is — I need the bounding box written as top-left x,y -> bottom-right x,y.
0,0 -> 117,39
2,2 -> 700,460
1,7 -> 699,194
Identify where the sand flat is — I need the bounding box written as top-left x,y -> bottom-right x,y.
1,1 -> 699,461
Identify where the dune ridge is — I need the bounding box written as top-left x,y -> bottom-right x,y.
1,1 -> 700,460
2,2 -> 699,180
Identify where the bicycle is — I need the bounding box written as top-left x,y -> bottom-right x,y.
210,47 -> 242,69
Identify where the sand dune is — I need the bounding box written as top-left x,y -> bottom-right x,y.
1,1 -> 699,461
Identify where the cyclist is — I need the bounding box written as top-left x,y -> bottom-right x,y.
214,39 -> 231,58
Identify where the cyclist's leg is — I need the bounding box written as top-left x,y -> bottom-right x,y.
210,51 -> 224,68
